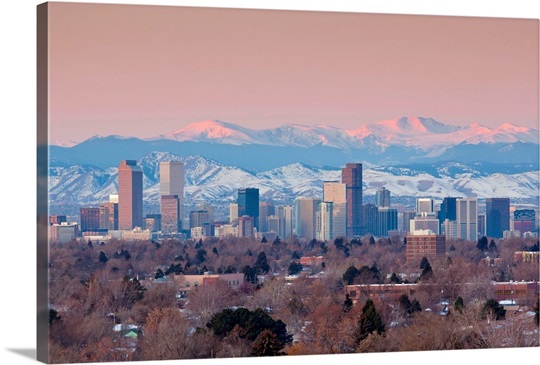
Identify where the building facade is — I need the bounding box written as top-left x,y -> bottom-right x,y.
161,195 -> 181,234
323,181 -> 347,238
486,198 -> 510,238
375,187 -> 391,207
294,198 -> 321,240
238,188 -> 260,230
118,160 -> 143,230
341,163 -> 363,237
456,198 -> 478,241
80,207 -> 100,232
406,232 -> 446,265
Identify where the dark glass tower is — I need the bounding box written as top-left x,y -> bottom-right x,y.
486,198 -> 510,238
238,188 -> 260,230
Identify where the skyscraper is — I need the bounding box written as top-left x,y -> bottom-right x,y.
363,203 -> 379,236
118,160 -> 143,230
341,163 -> 363,237
377,206 -> 398,237
161,195 -> 181,234
238,188 -> 260,230
80,207 -> 100,232
456,198 -> 478,241
416,198 -> 434,214
375,187 -> 391,207
99,202 -> 118,230
486,198 -> 510,238
276,205 -> 293,239
294,198 -> 321,240
316,201 -> 334,241
323,181 -> 347,238
160,161 -> 184,229
514,209 -> 535,234
259,201 -> 275,233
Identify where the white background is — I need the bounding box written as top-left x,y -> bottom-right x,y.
0,1 -> 538,364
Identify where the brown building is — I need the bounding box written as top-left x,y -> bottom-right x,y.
346,283 -> 417,304
406,233 -> 446,265
161,195 -> 181,234
238,215 -> 255,238
341,163 -> 363,237
118,160 -> 143,230
80,207 -> 100,232
99,202 -> 118,230
49,215 -> 66,225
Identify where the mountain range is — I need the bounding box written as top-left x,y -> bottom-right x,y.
51,117 -> 539,172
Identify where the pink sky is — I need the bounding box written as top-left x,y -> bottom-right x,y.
48,2 -> 539,142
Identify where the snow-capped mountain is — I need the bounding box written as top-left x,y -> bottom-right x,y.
48,152 -> 539,210
154,116 -> 539,149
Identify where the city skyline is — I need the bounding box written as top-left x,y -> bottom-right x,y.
47,2 -> 539,143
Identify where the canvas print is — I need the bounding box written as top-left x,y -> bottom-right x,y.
37,2 -> 540,364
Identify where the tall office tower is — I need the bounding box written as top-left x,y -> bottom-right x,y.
377,207 -> 398,237
238,188 -> 260,230
323,181 -> 347,238
294,198 -> 321,240
341,163 -> 363,237
410,213 -> 440,234
267,215 -> 285,238
161,195 -> 181,234
442,219 -> 459,240
514,209 -> 536,233
438,197 -> 459,227
144,214 -> 161,232
316,202 -> 334,241
486,198 -> 510,238
402,211 -> 416,234
375,187 -> 391,207
229,203 -> 239,224
49,215 -> 66,226
189,210 -> 210,229
160,161 -> 185,228
259,201 -> 275,233
238,216 -> 255,238
416,198 -> 434,215
80,207 -> 100,232
477,214 -> 486,237
277,205 -> 293,239
363,203 -> 379,236
99,202 -> 118,230
456,198 -> 478,241
118,160 -> 143,230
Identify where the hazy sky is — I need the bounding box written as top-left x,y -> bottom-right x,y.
48,2 -> 539,142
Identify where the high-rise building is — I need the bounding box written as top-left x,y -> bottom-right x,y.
363,203 -> 379,236
514,209 -> 536,233
406,232 -> 446,265
80,207 -> 100,232
99,202 -> 118,230
238,216 -> 255,238
118,160 -> 143,230
416,198 -> 434,214
410,213 -> 440,234
238,188 -> 260,230
229,203 -> 239,224
377,207 -> 398,237
402,211 -> 416,234
341,163 -> 363,237
478,214 -> 486,237
50,222 -> 78,243
323,181 -> 347,238
49,215 -> 66,226
456,198 -> 477,241
190,210 -> 210,229
259,201 -> 275,233
376,187 -> 391,207
276,205 -> 293,239
160,161 -> 184,228
438,197 -> 459,228
316,202 -> 334,241
486,198 -> 510,238
294,198 -> 321,240
144,214 -> 161,232
161,195 -> 181,234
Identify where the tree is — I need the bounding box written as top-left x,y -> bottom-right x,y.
287,261 -> 303,276
254,251 -> 270,274
343,294 -> 353,313
196,249 -> 207,263
154,268 -> 165,279
369,236 -> 376,245
356,299 -> 385,343
261,236 -> 268,243
477,236 -> 488,251
251,329 -> 283,356
481,298 -> 506,321
342,265 -> 359,285
389,272 -> 402,284
419,256 -> 429,270
488,239 -> 497,252
454,296 -> 465,314
212,247 -> 219,255
398,294 -> 421,316
419,262 -> 433,281
98,251 -> 108,263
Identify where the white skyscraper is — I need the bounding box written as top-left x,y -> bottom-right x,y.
456,198 -> 478,241
316,202 -> 334,241
160,161 -> 185,228
416,198 -> 434,214
323,181 -> 347,238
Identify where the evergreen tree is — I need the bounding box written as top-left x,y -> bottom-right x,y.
155,268 -> 165,279
477,236 -> 488,251
254,251 -> 270,274
488,239 -> 497,252
389,272 -> 402,284
99,251 -> 108,263
342,265 -> 359,285
533,298 -> 539,326
251,329 -> 283,356
419,262 -> 433,281
454,296 -> 465,314
261,236 -> 268,243
481,298 -> 506,321
272,236 -> 281,245
343,294 -> 353,313
369,235 -> 376,245
212,247 -> 219,255
196,249 -> 207,263
287,261 -> 302,276
419,256 -> 429,270
356,299 -> 385,343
